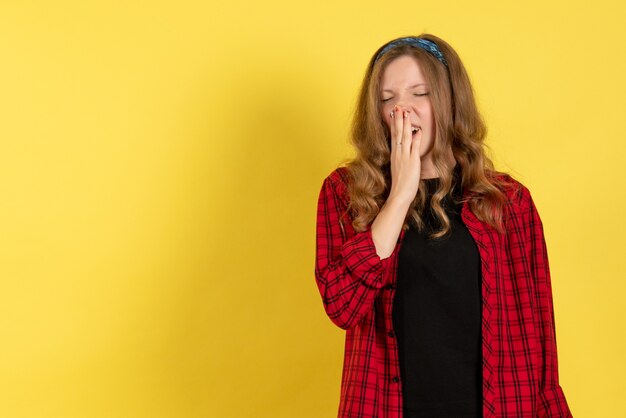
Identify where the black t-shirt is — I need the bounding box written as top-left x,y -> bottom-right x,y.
392,167 -> 483,418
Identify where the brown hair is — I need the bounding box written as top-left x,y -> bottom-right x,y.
344,33 -> 514,239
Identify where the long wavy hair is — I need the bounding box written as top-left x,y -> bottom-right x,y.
345,33 -> 514,239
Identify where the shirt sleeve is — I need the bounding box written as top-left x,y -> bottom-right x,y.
524,190 -> 573,417
314,173 -> 391,330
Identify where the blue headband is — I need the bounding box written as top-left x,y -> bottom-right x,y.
374,37 -> 448,67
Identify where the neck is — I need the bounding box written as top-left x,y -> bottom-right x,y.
420,151 -> 457,179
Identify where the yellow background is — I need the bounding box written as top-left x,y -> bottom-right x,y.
1,1 -> 624,417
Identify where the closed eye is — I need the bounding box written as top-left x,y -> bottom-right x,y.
382,93 -> 427,102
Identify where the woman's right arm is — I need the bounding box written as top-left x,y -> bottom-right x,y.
372,107 -> 423,258
371,195 -> 412,259
315,108 -> 422,329
314,173 -> 393,330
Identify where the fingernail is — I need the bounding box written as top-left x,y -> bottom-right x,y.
403,111 -> 407,118
390,111 -> 394,119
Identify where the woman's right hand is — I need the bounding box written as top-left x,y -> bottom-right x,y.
370,105 -> 422,259
388,105 -> 422,204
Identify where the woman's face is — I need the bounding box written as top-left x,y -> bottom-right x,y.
379,55 -> 436,161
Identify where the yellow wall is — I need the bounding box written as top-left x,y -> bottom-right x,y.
1,1 -> 624,417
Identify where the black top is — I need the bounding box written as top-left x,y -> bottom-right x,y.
392,166 -> 483,418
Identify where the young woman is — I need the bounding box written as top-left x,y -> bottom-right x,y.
314,34 -> 572,418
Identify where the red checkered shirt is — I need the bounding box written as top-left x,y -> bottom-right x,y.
314,167 -> 572,418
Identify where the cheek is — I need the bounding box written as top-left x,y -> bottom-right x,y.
384,116 -> 392,130
380,108 -> 392,129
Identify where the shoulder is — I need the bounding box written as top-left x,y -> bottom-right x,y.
490,170 -> 534,213
317,166 -> 354,224
320,166 -> 351,202
324,165 -> 350,187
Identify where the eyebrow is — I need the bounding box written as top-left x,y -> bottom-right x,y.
382,83 -> 427,93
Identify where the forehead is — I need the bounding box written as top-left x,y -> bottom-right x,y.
380,55 -> 427,88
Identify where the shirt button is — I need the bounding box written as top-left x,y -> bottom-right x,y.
387,331 -> 394,338
392,376 -> 399,383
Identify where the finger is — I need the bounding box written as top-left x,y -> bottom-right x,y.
402,110 -> 412,156
410,126 -> 422,160
394,105 -> 403,149
389,108 -> 397,157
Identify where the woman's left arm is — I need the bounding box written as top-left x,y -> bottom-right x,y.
524,190 -> 573,417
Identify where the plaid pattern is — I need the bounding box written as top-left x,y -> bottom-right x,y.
314,167 -> 572,418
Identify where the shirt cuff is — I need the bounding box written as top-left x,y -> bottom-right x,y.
339,227 -> 386,289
